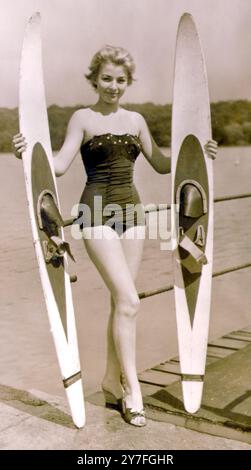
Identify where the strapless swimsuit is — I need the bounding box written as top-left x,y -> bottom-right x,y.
79,133 -> 145,235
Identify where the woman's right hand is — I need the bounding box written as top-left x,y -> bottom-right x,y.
12,133 -> 27,159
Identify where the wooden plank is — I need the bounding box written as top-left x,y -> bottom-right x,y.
235,329 -> 251,338
140,382 -> 162,398
206,345 -> 233,359
224,334 -> 251,343
169,357 -> 180,363
152,362 -> 181,375
144,344 -> 251,444
232,396 -> 251,417
139,370 -> 179,387
241,326 -> 251,334
209,338 -> 247,350
205,356 -> 218,366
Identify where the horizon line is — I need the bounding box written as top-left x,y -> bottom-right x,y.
1,98 -> 251,111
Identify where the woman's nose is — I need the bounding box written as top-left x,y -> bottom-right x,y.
109,80 -> 117,90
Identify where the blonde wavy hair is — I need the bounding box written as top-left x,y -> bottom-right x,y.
85,45 -> 135,89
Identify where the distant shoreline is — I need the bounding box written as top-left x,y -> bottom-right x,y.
1,100 -> 251,151
2,144 -> 251,155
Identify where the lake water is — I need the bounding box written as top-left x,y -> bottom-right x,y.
0,147 -> 251,397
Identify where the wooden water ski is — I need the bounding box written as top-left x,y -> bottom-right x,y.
171,13 -> 214,413
19,12 -> 85,427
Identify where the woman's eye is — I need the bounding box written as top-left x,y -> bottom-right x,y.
100,76 -> 127,84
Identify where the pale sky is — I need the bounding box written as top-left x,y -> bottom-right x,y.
0,0 -> 250,107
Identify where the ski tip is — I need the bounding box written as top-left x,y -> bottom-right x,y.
70,401 -> 86,428
178,12 -> 197,34
182,381 -> 203,414
29,12 -> 41,25
73,414 -> 86,429
180,12 -> 193,22
66,380 -> 86,428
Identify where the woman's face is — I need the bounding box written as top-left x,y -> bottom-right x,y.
95,62 -> 128,104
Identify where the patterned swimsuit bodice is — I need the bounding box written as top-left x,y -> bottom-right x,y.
80,133 -> 142,185
79,133 -> 144,230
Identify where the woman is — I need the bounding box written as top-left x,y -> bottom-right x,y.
13,45 -> 217,427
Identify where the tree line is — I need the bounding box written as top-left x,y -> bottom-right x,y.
1,100 -> 251,152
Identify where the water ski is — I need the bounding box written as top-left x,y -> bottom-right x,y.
19,13 -> 85,428
171,13 -> 214,413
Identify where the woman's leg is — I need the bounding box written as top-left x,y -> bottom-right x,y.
82,225 -> 145,414
103,226 -> 145,397
102,297 -> 122,398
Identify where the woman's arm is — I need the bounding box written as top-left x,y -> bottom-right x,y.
12,110 -> 85,176
53,110 -> 85,176
137,113 -> 218,174
137,113 -> 171,174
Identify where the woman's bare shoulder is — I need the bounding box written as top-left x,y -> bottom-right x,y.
122,108 -> 141,118
121,108 -> 146,130
68,107 -> 92,130
71,107 -> 92,119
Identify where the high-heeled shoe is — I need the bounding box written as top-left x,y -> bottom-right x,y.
102,387 -> 123,411
121,398 -> 146,427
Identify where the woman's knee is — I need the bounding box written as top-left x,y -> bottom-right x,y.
115,294 -> 140,318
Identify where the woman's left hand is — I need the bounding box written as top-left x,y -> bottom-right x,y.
204,139 -> 218,160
